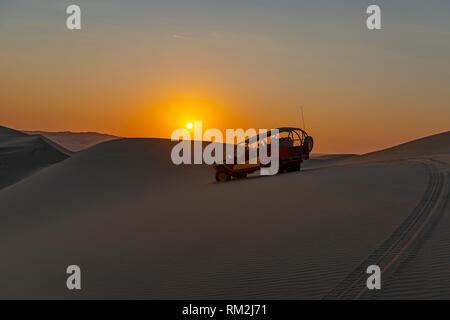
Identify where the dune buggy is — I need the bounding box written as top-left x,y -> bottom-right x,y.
213,127 -> 313,182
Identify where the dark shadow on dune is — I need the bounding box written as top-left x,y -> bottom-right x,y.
0,126 -> 71,190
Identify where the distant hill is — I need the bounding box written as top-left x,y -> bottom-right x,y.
24,130 -> 119,152
0,126 -> 71,189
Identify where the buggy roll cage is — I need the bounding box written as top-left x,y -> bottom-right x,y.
239,127 -> 309,147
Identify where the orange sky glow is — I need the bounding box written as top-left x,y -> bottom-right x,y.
1,1 -> 449,154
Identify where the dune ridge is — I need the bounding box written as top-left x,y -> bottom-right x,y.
0,126 -> 71,189
24,130 -> 119,152
343,131 -> 450,165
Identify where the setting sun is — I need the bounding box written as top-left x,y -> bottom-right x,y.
187,122 -> 194,130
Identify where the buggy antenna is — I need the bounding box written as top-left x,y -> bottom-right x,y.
300,106 -> 306,131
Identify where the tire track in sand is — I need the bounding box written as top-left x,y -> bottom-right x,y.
323,161 -> 447,300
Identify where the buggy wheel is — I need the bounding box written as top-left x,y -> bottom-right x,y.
215,171 -> 230,182
303,136 -> 314,153
286,162 -> 301,172
277,161 -> 285,174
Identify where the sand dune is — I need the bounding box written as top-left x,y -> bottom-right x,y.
24,130 -> 118,152
305,153 -> 356,169
343,131 -> 450,165
0,129 -> 448,299
1,130 -> 449,299
0,126 -> 71,190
